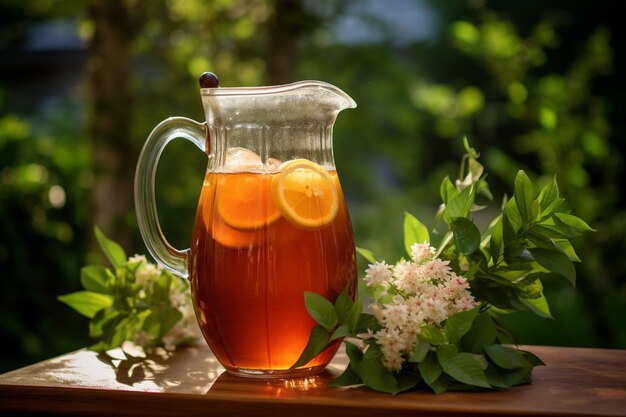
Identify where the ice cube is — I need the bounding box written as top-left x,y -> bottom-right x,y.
224,147 -> 263,171
266,158 -> 282,171
223,147 -> 283,172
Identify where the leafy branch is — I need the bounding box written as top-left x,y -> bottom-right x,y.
58,228 -> 197,353
293,140 -> 593,394
437,139 -> 593,319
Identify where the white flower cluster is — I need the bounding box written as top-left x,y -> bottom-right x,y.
364,242 -> 477,372
128,255 -> 198,351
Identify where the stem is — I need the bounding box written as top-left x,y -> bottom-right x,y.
459,154 -> 468,181
436,231 -> 453,258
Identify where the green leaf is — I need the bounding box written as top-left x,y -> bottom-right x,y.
498,366 -> 532,387
94,226 -> 127,268
485,365 -> 512,389
552,239 -> 581,262
330,324 -> 351,341
528,223 -> 568,240
543,197 -> 565,214
529,247 -> 576,286
467,156 -> 484,181
404,212 -> 430,255
436,344 -> 458,366
461,312 -> 497,353
462,136 -> 473,154
58,291 -> 113,319
409,338 -> 431,363
520,350 -> 546,367
395,371 -> 422,394
418,352 -> 442,385
291,325 -> 330,369
504,198 -> 522,233
514,171 -> 534,223
143,307 -> 182,341
354,313 -> 381,334
330,364 -> 362,387
427,374 -> 450,394
141,309 -> 160,338
486,363 -> 533,388
517,278 -> 544,299
421,325 -> 447,345
356,247 -> 377,264
444,307 -> 479,344
440,176 -> 457,204
93,310 -> 128,348
553,213 -> 595,237
538,176 -> 559,213
444,185 -> 474,222
108,316 -> 132,348
304,291 -> 338,330
440,352 -> 491,388
80,265 -> 111,294
493,266 -> 533,284
520,294 -> 553,319
476,177 -> 493,200
484,345 -> 531,369
346,342 -> 403,394
471,281 -> 519,311
89,308 -> 120,338
159,307 -> 183,339
488,216 -> 504,264
333,284 -> 353,325
451,217 -> 481,255
531,199 -> 540,223
348,297 -> 363,331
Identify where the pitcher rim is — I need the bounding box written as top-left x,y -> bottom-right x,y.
200,80 -> 357,108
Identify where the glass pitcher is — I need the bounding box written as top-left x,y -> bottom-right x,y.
134,79 -> 358,378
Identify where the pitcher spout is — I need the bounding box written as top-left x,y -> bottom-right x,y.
297,80 -> 357,113
201,80 -> 356,126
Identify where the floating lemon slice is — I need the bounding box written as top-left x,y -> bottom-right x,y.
211,215 -> 262,248
217,173 -> 281,230
271,159 -> 339,229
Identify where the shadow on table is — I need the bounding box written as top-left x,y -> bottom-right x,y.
95,343 -> 224,393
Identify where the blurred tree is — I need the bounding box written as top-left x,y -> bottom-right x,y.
87,0 -> 135,249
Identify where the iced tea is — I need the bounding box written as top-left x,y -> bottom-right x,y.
189,163 -> 356,376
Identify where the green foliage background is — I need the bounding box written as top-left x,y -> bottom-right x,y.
1,0 -> 624,372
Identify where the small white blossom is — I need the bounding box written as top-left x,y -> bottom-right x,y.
135,263 -> 160,288
379,303 -> 408,330
127,254 -> 147,266
410,242 -> 435,264
364,261 -> 393,287
375,328 -> 404,372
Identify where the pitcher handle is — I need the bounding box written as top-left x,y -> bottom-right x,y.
134,117 -> 207,278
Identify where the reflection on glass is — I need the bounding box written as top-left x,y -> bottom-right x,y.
206,369 -> 338,398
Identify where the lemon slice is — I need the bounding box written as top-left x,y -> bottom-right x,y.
271,159 -> 339,229
217,173 -> 281,230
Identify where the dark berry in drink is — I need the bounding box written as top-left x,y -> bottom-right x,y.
199,72 -> 219,88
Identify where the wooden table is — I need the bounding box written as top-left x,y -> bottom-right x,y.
1,343 -> 625,417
